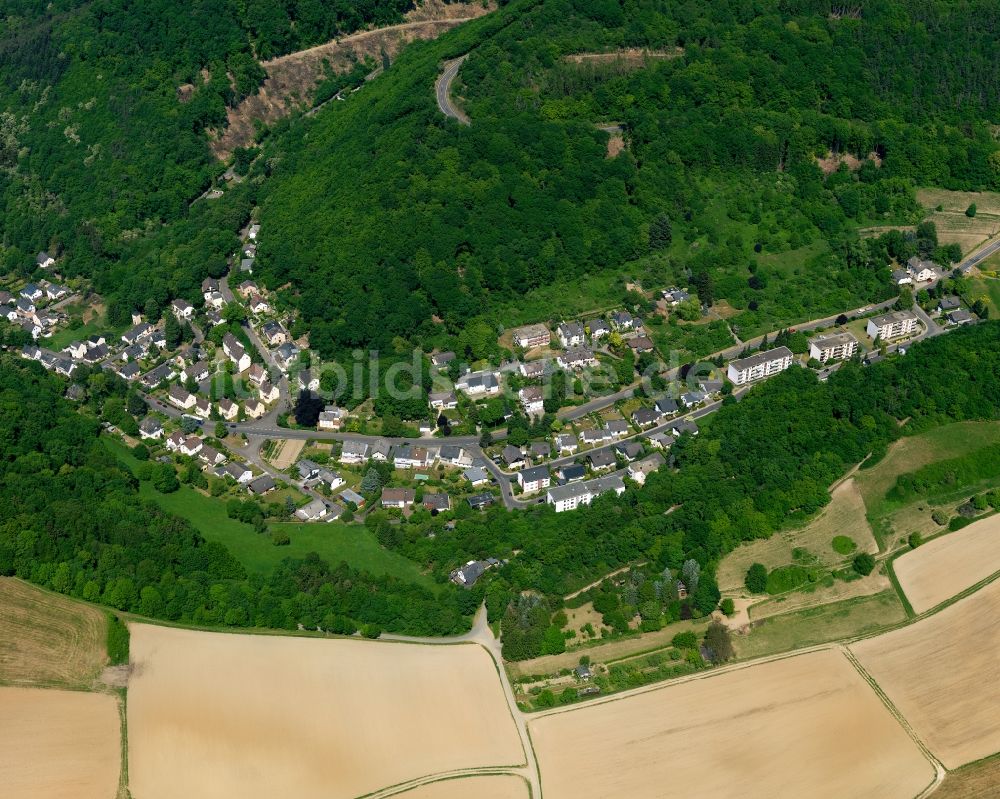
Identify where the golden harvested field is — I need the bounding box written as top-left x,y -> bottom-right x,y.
893,515 -> 1000,613
932,755 -> 1000,799
127,624 -> 524,799
0,686 -> 121,799
396,775 -> 529,799
717,478 -> 876,593
267,438 -> 305,469
529,649 -> 934,799
0,578 -> 107,688
852,579 -> 1000,769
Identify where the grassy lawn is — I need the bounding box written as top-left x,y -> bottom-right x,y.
104,438 -> 432,586
507,271 -> 628,325
964,277 -> 1000,317
733,590 -> 905,660
45,314 -> 122,350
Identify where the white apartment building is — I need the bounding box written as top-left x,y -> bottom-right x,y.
866,310 -> 919,341
808,332 -> 858,363
727,346 -> 794,386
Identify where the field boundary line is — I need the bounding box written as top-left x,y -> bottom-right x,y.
842,647 -> 945,798
360,767 -> 531,799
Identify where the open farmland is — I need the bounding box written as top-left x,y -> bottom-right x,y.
717,477 -> 876,593
851,579 -> 1000,769
127,624 -> 524,799
893,515 -> 1000,613
529,649 -> 934,799
0,686 -> 121,799
932,754 -> 1000,799
393,775 -> 529,798
0,578 -> 107,688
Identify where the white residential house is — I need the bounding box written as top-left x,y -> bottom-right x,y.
218,398 -> 239,421
891,269 -> 913,286
627,453 -> 665,486
246,363 -> 268,387
36,251 -> 55,269
556,434 -> 578,454
205,291 -> 226,309
557,322 -> 585,348
557,348 -> 598,371
727,346 -> 794,386
429,390 -> 458,410
866,310 -> 920,341
139,417 -> 163,440
248,294 -> 270,315
907,257 -> 937,282
296,368 -> 320,392
180,436 -> 203,457
171,299 -> 195,320
193,396 -> 211,419
244,399 -> 266,419
519,360 -> 547,379
318,406 -> 347,430
222,333 -> 252,373
237,280 -> 258,299
519,386 -> 545,415
439,445 -> 473,468
547,482 -> 592,513
262,321 -> 288,346
456,370 -> 501,397
295,498 -> 329,522
511,323 -> 551,349
167,385 -> 197,410
258,381 -> 280,403
180,361 -> 210,383
808,332 -> 858,363
518,465 -> 551,494
382,488 -> 416,509
340,440 -> 370,465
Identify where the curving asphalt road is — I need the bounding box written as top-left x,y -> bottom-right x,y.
435,55 -> 470,125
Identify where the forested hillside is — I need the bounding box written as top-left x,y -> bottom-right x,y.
256,0 -> 1000,354
0,0 -> 448,318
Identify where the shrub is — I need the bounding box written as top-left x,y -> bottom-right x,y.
831,535 -> 857,555
765,565 -> 812,594
671,631 -> 698,650
720,597 -> 735,616
744,562 -> 768,593
949,516 -> 972,532
271,530 -> 291,546
852,553 -> 876,576
931,509 -> 948,525
908,532 -> 923,549
106,613 -> 130,665
966,203 -> 977,218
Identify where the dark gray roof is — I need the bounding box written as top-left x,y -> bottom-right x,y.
520,465 -> 550,483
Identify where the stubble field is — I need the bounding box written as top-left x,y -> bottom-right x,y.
851,578 -> 1000,769
393,775 -> 529,798
893,514 -> 1000,613
127,624 -> 524,799
0,686 -> 121,799
0,578 -> 107,688
529,648 -> 934,799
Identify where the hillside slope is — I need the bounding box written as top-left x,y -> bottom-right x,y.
255,0 -> 1000,356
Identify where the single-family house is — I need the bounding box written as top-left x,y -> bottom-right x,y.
121,322 -> 154,346
240,258 -> 255,274
949,308 -> 974,325
431,351 -> 456,369
394,445 -> 432,469
318,406 -> 346,430
273,343 -> 301,370
519,360 -> 547,379
248,474 -> 277,495
937,296 -> 961,313
588,449 -> 616,471
604,420 -> 629,439
222,333 -> 251,373
679,390 -> 707,408
586,318 -> 610,340
165,431 -> 186,451
295,498 -> 329,521
296,459 -> 321,481
198,445 -> 226,466
297,368 -> 320,392
907,257 -> 937,282
557,322 -> 585,348
615,441 -> 644,461
579,429 -> 608,447
193,396 -> 211,419
315,469 -> 345,490
627,453 -> 666,485
139,416 -> 163,440
627,336 -> 654,354
519,385 -> 545,415
248,294 -> 270,315
464,466 -> 490,486
168,385 -> 197,410
662,288 -> 691,306
20,283 -> 43,302
36,251 -> 55,269
518,465 -> 551,494
556,434 -> 578,454
456,370 -> 501,397
467,493 -> 495,510
237,280 -> 258,299
632,407 -> 660,428
439,445 -> 473,468
202,277 -> 219,295
45,283 -> 68,301
557,463 -> 586,483
205,291 -> 226,310
258,381 -> 280,404
171,299 -> 195,320
449,559 -> 497,587
382,488 -> 416,509
610,311 -> 637,331
244,399 -> 266,419
247,363 -> 268,387
261,320 -> 287,345
502,445 -> 526,470
218,398 -> 239,421
558,348 -> 598,370
429,390 -> 458,410
891,268 -> 913,286
180,436 -> 203,457
423,493 -> 451,513
247,223 -> 260,240
529,441 -> 551,460
370,439 -> 393,462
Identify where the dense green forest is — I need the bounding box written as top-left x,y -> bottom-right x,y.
6,323 -> 1000,654
0,0 -> 441,320
255,0 -> 1000,354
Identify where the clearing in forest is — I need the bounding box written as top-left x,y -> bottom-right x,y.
893,514 -> 1000,614
127,624 -> 523,799
851,578 -> 1000,769
0,578 -> 107,688
394,775 -> 529,798
916,188 -> 1000,255
529,648 -> 934,799
716,477 -> 876,594
0,686 -> 121,799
